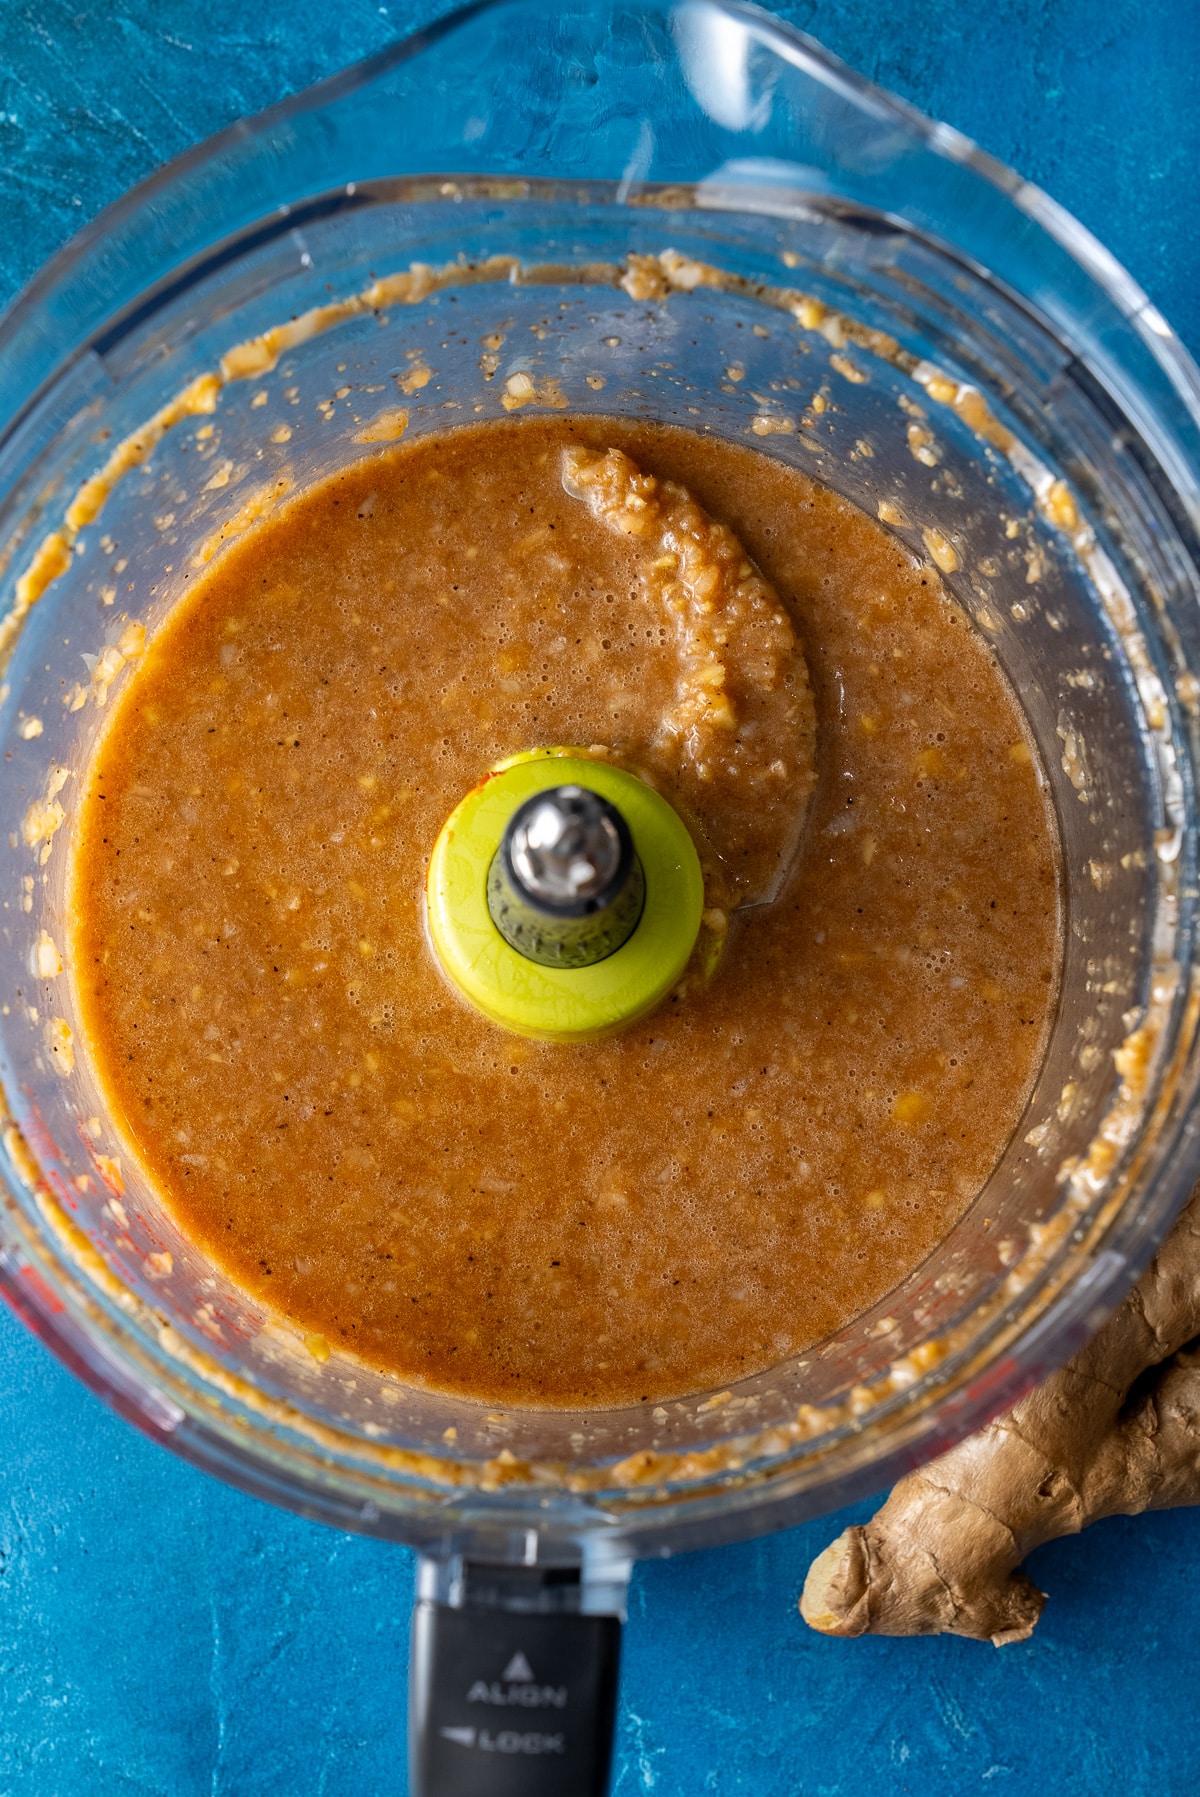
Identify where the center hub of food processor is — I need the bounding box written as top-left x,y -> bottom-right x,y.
426,749 -> 703,1039
488,782 -> 646,967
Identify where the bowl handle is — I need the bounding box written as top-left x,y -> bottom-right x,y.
409,1552 -> 625,1796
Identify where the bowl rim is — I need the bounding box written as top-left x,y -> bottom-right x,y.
3,0 -> 1198,446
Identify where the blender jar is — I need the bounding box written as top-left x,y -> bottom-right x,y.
2,2 -> 1200,1789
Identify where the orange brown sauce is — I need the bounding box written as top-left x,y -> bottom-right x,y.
68,417 -> 1060,1407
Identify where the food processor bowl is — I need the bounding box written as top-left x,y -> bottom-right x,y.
2,1 -> 1200,1787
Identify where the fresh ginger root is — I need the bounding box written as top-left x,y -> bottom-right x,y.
801,1186 -> 1200,1644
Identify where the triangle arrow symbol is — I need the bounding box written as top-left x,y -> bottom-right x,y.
439,1726 -> 477,1748
502,1650 -> 536,1682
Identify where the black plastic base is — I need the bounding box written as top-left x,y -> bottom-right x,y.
409,1578 -> 621,1797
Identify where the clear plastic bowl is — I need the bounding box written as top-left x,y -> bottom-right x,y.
2,0 -> 1200,1585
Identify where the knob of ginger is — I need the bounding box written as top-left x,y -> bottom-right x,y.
801,1186 -> 1200,1644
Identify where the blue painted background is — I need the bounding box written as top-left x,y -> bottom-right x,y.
2,2 -> 1199,1792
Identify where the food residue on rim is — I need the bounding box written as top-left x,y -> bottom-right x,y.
0,220 -> 1182,1487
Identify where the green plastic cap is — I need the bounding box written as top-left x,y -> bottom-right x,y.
426,749 -> 704,1041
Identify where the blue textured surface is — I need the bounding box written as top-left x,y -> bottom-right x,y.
2,3 -> 1200,1793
